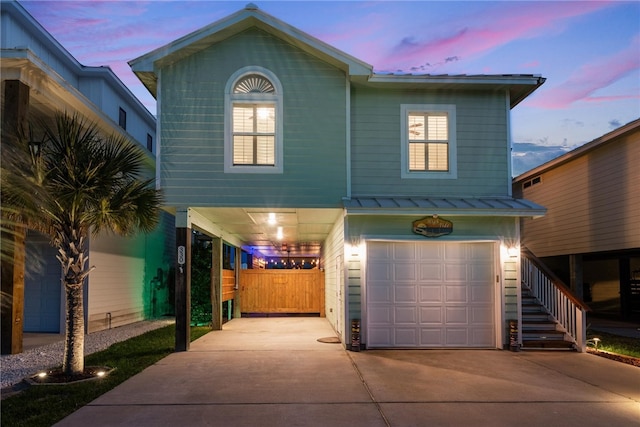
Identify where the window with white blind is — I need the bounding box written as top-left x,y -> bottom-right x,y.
401,104 -> 457,179
225,67 -> 283,173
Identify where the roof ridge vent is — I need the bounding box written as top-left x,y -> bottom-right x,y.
245,3 -> 259,10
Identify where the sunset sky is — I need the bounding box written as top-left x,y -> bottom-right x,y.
20,0 -> 640,175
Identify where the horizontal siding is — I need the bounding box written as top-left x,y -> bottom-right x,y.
160,28 -> 347,208
520,131 -> 640,256
87,249 -> 145,333
351,87 -> 510,197
321,215 -> 345,336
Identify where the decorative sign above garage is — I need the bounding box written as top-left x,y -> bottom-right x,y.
412,215 -> 453,238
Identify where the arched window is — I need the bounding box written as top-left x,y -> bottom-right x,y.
224,67 -> 283,173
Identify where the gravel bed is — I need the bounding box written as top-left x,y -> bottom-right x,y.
0,318 -> 174,389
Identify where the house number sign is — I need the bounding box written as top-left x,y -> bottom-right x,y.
412,216 -> 453,238
177,246 -> 186,265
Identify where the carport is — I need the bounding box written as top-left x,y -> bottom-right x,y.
172,207 -> 342,350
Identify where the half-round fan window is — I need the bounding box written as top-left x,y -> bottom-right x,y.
233,74 -> 275,94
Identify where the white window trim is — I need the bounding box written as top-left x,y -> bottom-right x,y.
400,104 -> 457,179
224,66 -> 283,174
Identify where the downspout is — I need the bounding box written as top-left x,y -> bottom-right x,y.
345,75 -> 351,200
506,89 -> 513,197
155,69 -> 162,190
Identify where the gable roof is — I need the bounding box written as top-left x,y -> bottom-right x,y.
130,3 -> 545,107
129,3 -> 373,96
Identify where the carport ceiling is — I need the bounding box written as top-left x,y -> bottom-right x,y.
192,207 -> 343,258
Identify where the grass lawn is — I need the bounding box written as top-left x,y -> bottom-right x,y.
1,325 -> 210,427
587,329 -> 640,358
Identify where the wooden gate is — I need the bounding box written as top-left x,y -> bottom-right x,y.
239,270 -> 324,316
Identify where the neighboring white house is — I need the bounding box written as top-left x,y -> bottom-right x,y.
514,119 -> 640,321
1,0 -> 174,353
130,4 -> 553,351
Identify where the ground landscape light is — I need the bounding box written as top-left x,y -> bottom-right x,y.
38,372 -> 47,378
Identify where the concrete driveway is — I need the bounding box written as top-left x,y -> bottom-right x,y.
55,317 -> 640,427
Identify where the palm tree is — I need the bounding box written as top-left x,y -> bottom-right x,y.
3,112 -> 163,376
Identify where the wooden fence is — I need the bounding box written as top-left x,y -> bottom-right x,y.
222,269 -> 235,302
239,269 -> 324,316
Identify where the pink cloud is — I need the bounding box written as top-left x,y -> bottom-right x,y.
376,1 -> 614,72
531,38 -> 640,109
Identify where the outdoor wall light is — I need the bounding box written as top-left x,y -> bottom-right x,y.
348,239 -> 362,258
507,246 -> 519,258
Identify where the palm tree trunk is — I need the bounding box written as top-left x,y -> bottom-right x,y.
63,282 -> 84,375
59,228 -> 91,376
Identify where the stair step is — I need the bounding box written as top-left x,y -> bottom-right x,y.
523,330 -> 565,340
522,314 -> 552,322
521,340 -> 575,350
521,322 -> 558,331
519,285 -> 577,351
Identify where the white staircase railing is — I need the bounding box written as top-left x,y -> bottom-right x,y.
521,249 -> 590,352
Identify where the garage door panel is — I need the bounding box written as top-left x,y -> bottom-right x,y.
393,263 -> 417,281
369,263 -> 392,280
420,328 -> 444,346
469,244 -> 493,261
445,285 -> 468,303
395,328 -> 418,346
445,328 -> 469,346
369,306 -> 392,324
471,286 -> 493,303
420,306 -> 443,323
395,306 -> 418,323
369,283 -> 392,303
367,241 -> 495,348
368,243 -> 392,260
445,306 -> 469,324
471,329 -> 494,346
471,307 -> 494,323
471,263 -> 493,281
369,328 -> 392,344
444,244 -> 468,261
420,285 -> 442,303
394,284 -> 417,303
444,263 -> 469,281
418,244 -> 442,260
419,263 -> 443,280
393,244 -> 416,260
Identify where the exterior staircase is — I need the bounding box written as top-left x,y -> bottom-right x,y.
521,286 -> 576,350
520,248 -> 590,352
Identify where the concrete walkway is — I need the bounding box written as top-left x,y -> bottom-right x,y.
55,317 -> 640,427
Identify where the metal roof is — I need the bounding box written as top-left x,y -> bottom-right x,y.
344,197 -> 546,217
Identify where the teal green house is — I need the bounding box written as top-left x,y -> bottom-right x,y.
130,4 -> 549,351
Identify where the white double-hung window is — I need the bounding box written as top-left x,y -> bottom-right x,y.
225,67 -> 283,173
401,104 -> 457,179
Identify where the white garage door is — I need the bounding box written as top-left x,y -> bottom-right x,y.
367,241 -> 495,348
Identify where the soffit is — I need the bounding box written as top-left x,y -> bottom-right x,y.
191,207 -> 343,258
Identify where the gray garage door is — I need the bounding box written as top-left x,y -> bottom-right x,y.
367,241 -> 495,348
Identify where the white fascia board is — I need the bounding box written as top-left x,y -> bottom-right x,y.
129,7 -> 372,77
367,74 -> 544,86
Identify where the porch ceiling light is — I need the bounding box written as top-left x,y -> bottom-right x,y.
268,212 -> 276,225
276,226 -> 283,240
